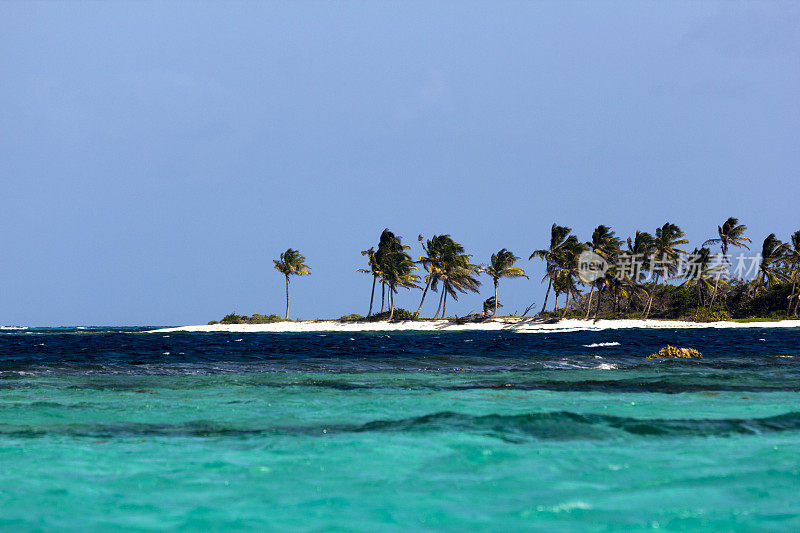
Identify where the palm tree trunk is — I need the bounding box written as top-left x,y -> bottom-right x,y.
695,281 -> 701,320
284,275 -> 290,319
643,274 -> 660,319
540,276 -> 552,315
433,289 -> 444,319
585,285 -> 595,320
367,275 -> 377,317
561,291 -> 570,319
380,283 -> 385,313
442,290 -> 448,318
708,276 -> 721,310
493,279 -> 499,318
553,293 -> 559,313
593,286 -> 602,319
709,246 -> 729,310
388,289 -> 394,321
416,279 -> 431,317
789,275 -> 797,315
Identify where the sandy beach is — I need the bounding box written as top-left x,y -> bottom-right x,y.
153,318 -> 800,334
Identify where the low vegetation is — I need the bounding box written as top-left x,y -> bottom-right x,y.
209,313 -> 289,325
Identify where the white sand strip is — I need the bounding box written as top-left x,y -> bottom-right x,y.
151,318 -> 800,334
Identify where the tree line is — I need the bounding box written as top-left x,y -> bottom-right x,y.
272,218 -> 800,321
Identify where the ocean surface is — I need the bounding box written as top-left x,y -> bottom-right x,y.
1,326 -> 799,531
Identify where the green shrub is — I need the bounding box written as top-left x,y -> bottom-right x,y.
367,308 -> 417,322
218,313 -> 286,324
338,314 -> 365,322
247,314 -> 285,324
207,320 -> 219,325
220,313 -> 248,324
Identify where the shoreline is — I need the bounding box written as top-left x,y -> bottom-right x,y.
152,317 -> 800,334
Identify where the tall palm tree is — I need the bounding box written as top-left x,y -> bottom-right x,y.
483,249 -> 528,318
379,241 -> 421,320
273,248 -> 311,318
529,224 -> 573,314
583,225 -> 621,319
702,217 -> 751,308
748,233 -> 789,295
786,231 -> 800,317
620,231 -> 655,314
553,237 -> 587,318
642,223 -> 688,319
357,247 -> 380,317
415,234 -> 464,317
431,250 -> 481,319
680,247 -> 727,319
374,229 -> 405,313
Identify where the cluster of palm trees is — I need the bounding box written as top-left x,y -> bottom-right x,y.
275,218 -> 800,320
357,230 -> 526,320
524,218 -> 800,319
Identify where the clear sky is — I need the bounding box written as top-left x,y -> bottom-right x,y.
1,2 -> 798,326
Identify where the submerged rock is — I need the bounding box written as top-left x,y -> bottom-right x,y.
647,345 -> 702,359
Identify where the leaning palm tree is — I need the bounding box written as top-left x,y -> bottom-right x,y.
415,234 -> 463,317
642,223 -> 688,319
482,249 -> 528,318
482,296 -> 502,317
530,224 -> 573,314
432,251 -> 481,319
553,237 -> 586,318
680,247 -> 727,319
619,231 -> 655,314
357,247 -> 381,317
583,225 -> 621,319
786,230 -> 800,317
373,229 -> 405,313
702,217 -> 751,308
748,233 -> 789,295
273,248 -> 311,318
380,242 -> 421,320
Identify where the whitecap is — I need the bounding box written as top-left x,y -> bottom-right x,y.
594,363 -> 618,370
583,342 -> 621,348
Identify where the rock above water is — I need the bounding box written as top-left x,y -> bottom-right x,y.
647,345 -> 702,359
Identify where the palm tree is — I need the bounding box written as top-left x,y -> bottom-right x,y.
583,225 -> 621,319
786,231 -> 800,317
482,249 -> 528,318
357,247 -> 380,317
273,248 -> 311,318
642,223 -> 688,319
748,233 -> 789,295
431,250 -> 481,319
415,234 -> 464,317
373,229 -> 404,313
482,296 -> 501,317
620,231 -> 655,314
529,224 -> 573,314
680,247 -> 727,319
554,237 -> 586,318
380,241 -> 421,320
702,217 -> 751,308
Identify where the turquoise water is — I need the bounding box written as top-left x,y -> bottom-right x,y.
1,328 -> 799,530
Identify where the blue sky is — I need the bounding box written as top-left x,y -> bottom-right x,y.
1,2 -> 798,325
